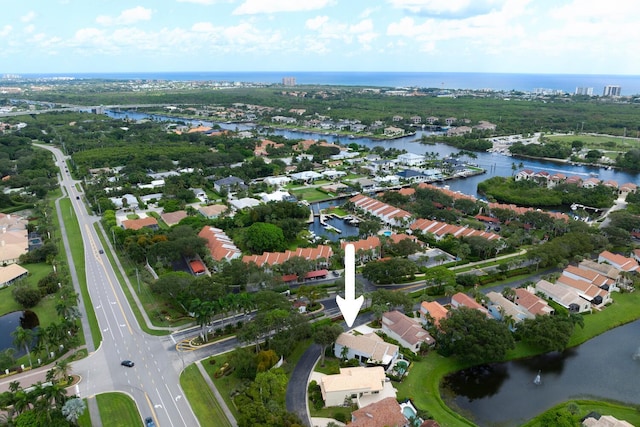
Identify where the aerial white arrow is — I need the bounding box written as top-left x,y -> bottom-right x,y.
336,243 -> 364,327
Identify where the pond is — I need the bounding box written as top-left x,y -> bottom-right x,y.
0,311 -> 40,357
441,320 -> 640,426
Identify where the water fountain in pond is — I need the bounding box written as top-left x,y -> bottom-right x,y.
533,370 -> 541,386
633,347 -> 640,360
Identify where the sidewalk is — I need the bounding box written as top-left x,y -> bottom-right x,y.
195,361 -> 238,427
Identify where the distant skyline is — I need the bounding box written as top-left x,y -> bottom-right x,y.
2,1 -> 639,75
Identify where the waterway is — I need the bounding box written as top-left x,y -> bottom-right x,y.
104,109 -> 640,199
442,319 -> 640,426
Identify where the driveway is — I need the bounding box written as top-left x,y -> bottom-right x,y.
286,343 -> 321,427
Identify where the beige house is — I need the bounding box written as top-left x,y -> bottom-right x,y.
334,333 -> 399,368
320,366 -> 386,407
0,213 -> 29,265
0,264 -> 29,287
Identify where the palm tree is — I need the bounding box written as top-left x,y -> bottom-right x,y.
62,397 -> 86,425
54,359 -> 73,383
12,326 -> 34,369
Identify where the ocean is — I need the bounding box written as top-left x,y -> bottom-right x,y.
15,71 -> 640,96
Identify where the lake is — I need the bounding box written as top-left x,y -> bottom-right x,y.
441,319 -> 640,426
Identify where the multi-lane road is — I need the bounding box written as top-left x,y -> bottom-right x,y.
37,144 -> 199,427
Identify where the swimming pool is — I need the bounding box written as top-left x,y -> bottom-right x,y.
383,230 -> 392,236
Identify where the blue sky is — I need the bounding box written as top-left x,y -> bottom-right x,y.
1,0 -> 638,75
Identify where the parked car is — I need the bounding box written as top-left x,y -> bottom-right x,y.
121,360 -> 134,367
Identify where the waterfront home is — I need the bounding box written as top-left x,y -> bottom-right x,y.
396,152 -> 425,166
290,170 -> 322,184
383,126 -> 404,137
410,218 -> 500,241
263,176 -> 291,187
319,366 -> 387,407
529,280 -> 590,313
0,213 -> 28,265
349,194 -> 413,228
381,310 -> 435,353
419,301 -> 449,328
198,226 -> 242,262
229,197 -> 261,210
334,332 -> 399,369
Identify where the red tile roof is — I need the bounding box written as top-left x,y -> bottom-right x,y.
242,245 -> 333,266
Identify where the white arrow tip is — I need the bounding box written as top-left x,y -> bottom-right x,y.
336,295 -> 364,327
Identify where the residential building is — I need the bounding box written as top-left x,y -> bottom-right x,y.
342,236 -> 381,263
350,397 -> 407,427
242,245 -> 333,267
320,366 -> 386,407
160,211 -> 187,227
578,259 -> 621,284
229,197 -> 261,210
556,275 -> 611,307
514,288 -> 554,316
598,250 -> 639,272
0,213 -> 28,265
0,264 -> 29,287
529,280 -> 590,313
562,265 -> 616,291
450,292 -> 490,317
410,218 -> 500,241
213,176 -> 247,193
334,332 -> 399,368
197,204 -> 228,219
419,301 -> 448,327
397,153 -> 424,166
583,414 -> 633,427
485,291 -> 534,325
383,126 -> 405,137
121,217 -> 159,231
603,85 -> 621,97
382,310 -> 435,353
349,194 -> 413,227
198,226 -> 242,262
191,188 -> 207,202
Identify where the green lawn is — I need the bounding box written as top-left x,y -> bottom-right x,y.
546,134 -> 640,151
96,393 -> 143,427
180,364 -> 233,427
59,197 -> 100,349
290,187 -> 332,202
521,400 -> 640,427
77,398 -> 93,426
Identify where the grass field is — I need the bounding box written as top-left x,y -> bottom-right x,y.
546,133 -> 640,151
180,363 -> 233,427
96,393 -> 143,427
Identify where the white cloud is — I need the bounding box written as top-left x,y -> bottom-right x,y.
0,25 -> 13,37
24,25 -> 36,34
233,0 -> 333,15
306,16 -> 329,31
386,0 -> 507,18
176,0 -> 218,4
96,6 -> 153,26
21,11 -> 36,23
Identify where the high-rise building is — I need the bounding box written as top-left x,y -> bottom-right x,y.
603,85 -> 621,96
575,87 -> 593,96
282,76 -> 296,86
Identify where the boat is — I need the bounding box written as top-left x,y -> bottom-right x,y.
534,370 -> 541,385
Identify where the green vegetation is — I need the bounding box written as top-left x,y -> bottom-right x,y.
180,364 -> 232,427
521,400 -> 640,427
95,393 -> 142,427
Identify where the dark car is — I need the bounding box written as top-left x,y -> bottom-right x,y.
99,249 -> 104,254
121,360 -> 134,367
144,417 -> 156,427
76,196 -> 80,200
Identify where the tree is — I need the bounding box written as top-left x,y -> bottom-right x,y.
517,315 -> 576,352
313,323 -> 344,367
11,284 -> 42,308
436,307 -> 515,365
297,285 -> 329,309
12,326 -> 35,369
62,397 -> 86,425
244,222 -> 286,253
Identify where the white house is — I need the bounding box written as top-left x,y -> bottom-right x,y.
396,152 -> 425,166
529,280 -> 591,313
